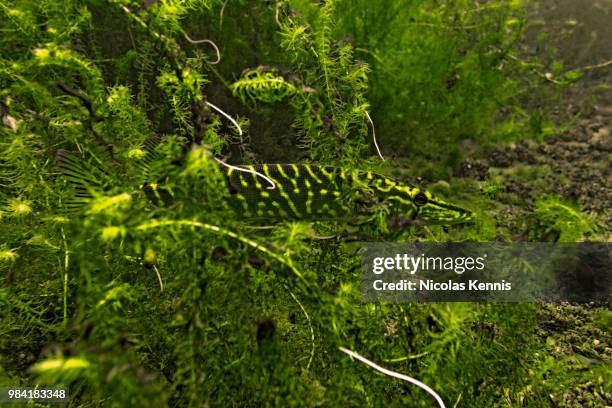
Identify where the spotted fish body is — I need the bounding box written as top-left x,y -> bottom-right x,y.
224,164 -> 474,224
54,147 -> 473,225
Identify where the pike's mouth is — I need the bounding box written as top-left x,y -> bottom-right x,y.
417,199 -> 474,224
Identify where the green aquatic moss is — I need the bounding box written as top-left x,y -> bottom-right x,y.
529,195 -> 599,242
0,0 -> 609,407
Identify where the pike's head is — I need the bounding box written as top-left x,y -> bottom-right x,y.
385,182 -> 474,225
411,189 -> 474,224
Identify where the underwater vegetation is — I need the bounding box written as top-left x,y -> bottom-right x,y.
0,0 -> 610,406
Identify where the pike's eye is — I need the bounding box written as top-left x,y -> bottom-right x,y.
413,192 -> 428,206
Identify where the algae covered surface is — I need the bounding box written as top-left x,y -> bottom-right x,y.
0,0 -> 610,406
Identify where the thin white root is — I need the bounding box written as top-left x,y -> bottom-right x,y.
311,234 -> 338,240
275,1 -> 282,27
365,111 -> 384,161
219,0 -> 229,31
339,347 -> 446,408
153,265 -> 164,292
182,31 -> 221,64
213,158 -> 276,190
205,101 -> 274,189
579,58 -> 612,72
287,289 -> 315,369
205,101 -> 243,136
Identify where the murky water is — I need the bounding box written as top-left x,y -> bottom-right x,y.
525,0 -> 612,105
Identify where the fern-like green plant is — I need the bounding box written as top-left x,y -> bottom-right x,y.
275,0 -> 373,166
1,1 -> 608,407
529,195 -> 598,242
231,68 -> 299,104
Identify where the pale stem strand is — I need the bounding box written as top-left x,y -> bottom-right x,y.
205,101 -> 243,136
205,102 -> 274,189
339,347 -> 446,408
153,265 -> 164,292
287,288 -> 315,369
366,111 -> 384,161
213,158 -> 276,190
182,31 -> 221,64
